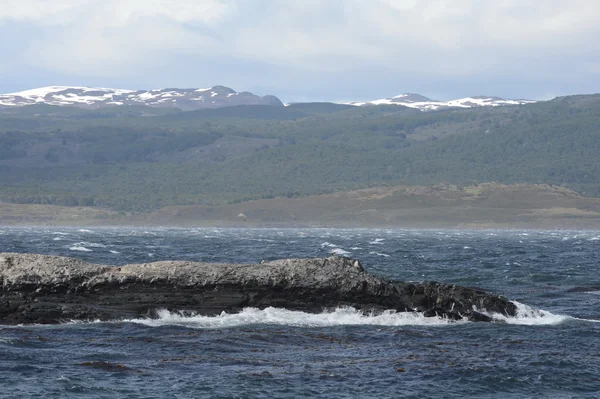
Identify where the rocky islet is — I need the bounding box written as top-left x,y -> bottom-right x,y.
0,253 -> 517,324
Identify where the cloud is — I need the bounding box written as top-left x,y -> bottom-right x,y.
0,0 -> 234,24
1,0 -> 600,100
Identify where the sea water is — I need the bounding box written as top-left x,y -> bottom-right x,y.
1,227 -> 599,398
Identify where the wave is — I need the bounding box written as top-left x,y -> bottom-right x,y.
121,302 -> 575,329
320,241 -> 350,256
126,307 -> 461,328
68,241 -> 107,252
80,241 -> 106,248
330,248 -> 351,256
10,304 -> 587,330
369,251 -> 390,257
69,245 -> 92,252
480,301 -> 571,326
320,241 -> 337,248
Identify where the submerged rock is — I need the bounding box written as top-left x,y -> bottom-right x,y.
0,253 -> 516,324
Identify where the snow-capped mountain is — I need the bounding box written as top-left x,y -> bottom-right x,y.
0,85 -> 536,112
0,86 -> 283,110
349,93 -> 536,111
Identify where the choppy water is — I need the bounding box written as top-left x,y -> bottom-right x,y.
1,227 -> 600,398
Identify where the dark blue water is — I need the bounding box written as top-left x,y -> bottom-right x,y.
1,227 -> 600,398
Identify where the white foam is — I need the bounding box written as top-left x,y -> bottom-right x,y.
481,301 -> 571,325
69,245 -> 91,252
56,302 -> 598,328
80,241 -> 106,248
369,251 -> 390,257
78,229 -> 93,233
109,250 -> 120,254
330,248 -> 351,256
126,307 -> 461,329
321,241 -> 337,248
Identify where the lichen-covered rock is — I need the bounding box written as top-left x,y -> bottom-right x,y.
0,253 -> 516,324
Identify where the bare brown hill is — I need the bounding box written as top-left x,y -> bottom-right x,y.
3,183 -> 600,229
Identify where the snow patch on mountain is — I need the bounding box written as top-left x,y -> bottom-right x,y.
349,93 -> 536,111
0,86 -> 283,110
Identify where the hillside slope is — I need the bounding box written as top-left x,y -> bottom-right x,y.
0,94 -> 599,211
2,184 -> 599,229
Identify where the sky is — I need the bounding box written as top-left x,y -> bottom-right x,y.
1,0 -> 599,103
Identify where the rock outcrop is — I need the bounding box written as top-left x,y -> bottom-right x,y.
0,253 -> 516,324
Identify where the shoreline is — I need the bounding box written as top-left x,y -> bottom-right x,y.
2,223 -> 600,231
3,183 -> 600,230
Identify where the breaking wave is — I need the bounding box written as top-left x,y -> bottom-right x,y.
68,245 -> 92,252
127,307 -> 459,328
481,301 -> 572,325
121,302 -> 579,329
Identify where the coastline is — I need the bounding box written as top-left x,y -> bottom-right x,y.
2,183 -> 600,230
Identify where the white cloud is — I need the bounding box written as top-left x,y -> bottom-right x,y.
0,0 -> 235,24
112,0 -> 235,25
0,0 -> 85,22
1,0 -> 600,98
11,0 -> 232,76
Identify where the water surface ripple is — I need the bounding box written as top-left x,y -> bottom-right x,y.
1,227 -> 599,398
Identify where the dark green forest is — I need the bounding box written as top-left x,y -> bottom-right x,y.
1,93 -> 599,211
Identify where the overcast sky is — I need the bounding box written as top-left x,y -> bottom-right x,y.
1,0 -> 599,102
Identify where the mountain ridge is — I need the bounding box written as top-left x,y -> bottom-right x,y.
1,85 -> 535,112
348,93 -> 536,111
1,91 -> 600,213
0,85 -> 283,110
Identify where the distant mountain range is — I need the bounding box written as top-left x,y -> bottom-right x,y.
1,86 -> 599,214
0,85 -> 535,111
0,86 -> 283,110
348,93 -> 536,111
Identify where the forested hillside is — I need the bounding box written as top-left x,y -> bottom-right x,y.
1,94 -> 599,211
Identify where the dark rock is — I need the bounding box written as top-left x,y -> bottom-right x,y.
0,253 -> 517,325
